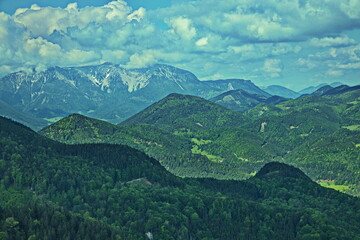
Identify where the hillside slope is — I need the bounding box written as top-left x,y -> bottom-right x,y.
121,93 -> 249,131
3,116 -> 360,239
40,113 -> 271,179
244,87 -> 360,194
210,89 -> 288,112
41,87 -> 360,195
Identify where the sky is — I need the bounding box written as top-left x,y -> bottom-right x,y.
0,0 -> 359,90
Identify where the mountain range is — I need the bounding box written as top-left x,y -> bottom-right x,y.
1,63 -> 360,239
298,82 -> 343,95
0,63 -> 347,130
209,89 -> 289,112
261,85 -> 301,98
0,64 -> 268,129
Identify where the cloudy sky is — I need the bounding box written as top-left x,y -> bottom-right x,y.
0,0 -> 359,90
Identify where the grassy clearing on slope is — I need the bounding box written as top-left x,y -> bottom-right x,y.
191,138 -> 223,162
191,145 -> 223,163
191,138 -> 212,145
318,180 -> 350,192
342,125 -> 360,131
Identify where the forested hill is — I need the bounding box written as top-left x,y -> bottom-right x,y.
2,116 -> 360,239
40,112 -> 274,180
40,87 -> 360,196
243,87 -> 360,195
120,93 -> 248,130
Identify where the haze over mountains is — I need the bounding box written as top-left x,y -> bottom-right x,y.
0,63 -> 352,131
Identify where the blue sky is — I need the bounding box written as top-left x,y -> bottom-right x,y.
0,0 -> 359,90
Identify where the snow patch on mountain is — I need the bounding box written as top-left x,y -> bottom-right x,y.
227,83 -> 234,91
120,70 -> 150,93
101,72 -> 111,91
54,71 -> 77,88
154,65 -> 185,90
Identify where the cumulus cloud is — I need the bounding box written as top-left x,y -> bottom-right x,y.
326,69 -> 344,77
0,0 -> 157,76
0,0 -> 359,89
309,36 -> 357,48
168,16 -> 196,40
263,59 -> 283,78
124,50 -> 157,68
196,37 -> 208,47
127,7 -> 146,22
157,0 -> 360,43
229,43 -> 301,61
336,62 -> 360,69
296,43 -> 360,81
341,0 -> 360,19
296,58 -> 319,71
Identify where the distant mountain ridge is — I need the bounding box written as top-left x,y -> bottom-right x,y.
0,63 -> 268,128
0,100 -> 49,131
209,89 -> 289,112
261,85 -> 300,99
203,79 -> 271,97
0,62 -> 353,132
298,82 -> 343,95
300,84 -> 360,97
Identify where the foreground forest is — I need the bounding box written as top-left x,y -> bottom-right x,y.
1,116 -> 360,239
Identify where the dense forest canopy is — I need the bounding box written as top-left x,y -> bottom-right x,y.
1,116 -> 360,239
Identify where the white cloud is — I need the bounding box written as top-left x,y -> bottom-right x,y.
127,7 -> 146,22
326,69 -> 344,76
168,16 -> 196,40
228,43 -> 301,61
341,0 -> 360,19
0,0 -> 359,89
124,50 -> 157,68
24,37 -> 61,57
0,0 -> 157,76
296,43 -> 360,80
296,58 -> 319,71
196,37 -> 208,47
157,0 -> 360,43
101,50 -> 128,64
336,62 -> 360,69
309,36 -> 357,48
263,59 -> 283,78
